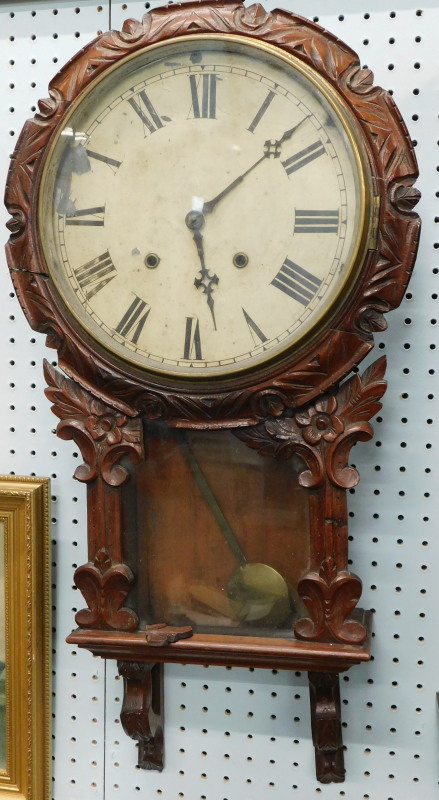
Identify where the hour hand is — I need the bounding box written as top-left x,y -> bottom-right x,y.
185,210 -> 219,329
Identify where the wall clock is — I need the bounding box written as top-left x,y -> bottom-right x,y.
4,0 -> 420,783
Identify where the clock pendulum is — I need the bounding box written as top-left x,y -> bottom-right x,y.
177,430 -> 292,628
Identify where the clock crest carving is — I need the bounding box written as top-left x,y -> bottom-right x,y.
4,1 -> 419,782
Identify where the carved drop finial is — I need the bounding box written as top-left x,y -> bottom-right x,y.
74,547 -> 138,631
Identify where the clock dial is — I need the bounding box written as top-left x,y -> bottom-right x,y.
39,36 -> 371,379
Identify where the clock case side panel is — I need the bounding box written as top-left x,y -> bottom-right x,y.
4,0 -> 420,426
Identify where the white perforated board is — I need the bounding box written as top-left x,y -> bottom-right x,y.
0,1 -> 437,798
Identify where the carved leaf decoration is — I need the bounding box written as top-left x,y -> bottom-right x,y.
365,227 -> 407,296
234,422 -> 293,459
44,359 -> 94,420
44,361 -> 143,485
95,547 -> 112,572
357,306 -> 388,334
393,184 -> 421,213
265,417 -> 297,441
328,581 -> 366,643
8,272 -> 58,336
267,330 -> 373,403
320,556 -> 337,583
347,66 -> 374,94
335,356 -> 387,426
258,418 -> 325,488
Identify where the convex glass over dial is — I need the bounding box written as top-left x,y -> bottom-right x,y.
39,36 -> 371,379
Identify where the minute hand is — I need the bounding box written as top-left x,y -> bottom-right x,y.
202,116 -> 309,215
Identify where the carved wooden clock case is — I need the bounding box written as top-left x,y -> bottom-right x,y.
4,0 -> 420,783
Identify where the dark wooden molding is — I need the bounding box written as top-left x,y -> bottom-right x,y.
308,671 -> 345,783
5,1 -> 419,426
118,661 -> 164,771
67,611 -> 372,672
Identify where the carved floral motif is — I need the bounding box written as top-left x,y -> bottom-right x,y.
44,361 -> 143,486
236,356 -> 387,489
295,396 -> 344,446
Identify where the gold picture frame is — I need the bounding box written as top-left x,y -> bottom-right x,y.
0,477 -> 50,799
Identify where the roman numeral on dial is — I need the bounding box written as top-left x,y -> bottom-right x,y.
115,296 -> 150,344
183,317 -> 202,360
128,90 -> 164,135
271,258 -> 322,306
189,74 -> 218,119
247,90 -> 275,133
282,141 -> 325,175
294,210 -> 340,234
242,308 -> 267,345
73,251 -> 116,300
86,150 -> 122,171
65,206 -> 105,226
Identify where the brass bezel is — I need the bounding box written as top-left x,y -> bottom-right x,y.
38,33 -> 373,382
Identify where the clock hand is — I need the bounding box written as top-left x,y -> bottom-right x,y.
185,210 -> 219,330
276,115 -> 310,146
202,153 -> 266,214
202,115 -> 309,215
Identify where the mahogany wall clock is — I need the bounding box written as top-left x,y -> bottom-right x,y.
4,0 -> 420,783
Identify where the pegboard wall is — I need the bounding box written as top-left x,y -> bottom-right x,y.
0,1 -> 437,798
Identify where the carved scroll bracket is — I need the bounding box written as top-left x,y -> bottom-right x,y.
309,672 -> 345,783
236,357 -> 387,645
118,661 -> 164,771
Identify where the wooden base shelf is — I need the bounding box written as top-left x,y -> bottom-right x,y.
67,609 -> 372,672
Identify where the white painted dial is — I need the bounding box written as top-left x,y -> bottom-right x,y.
39,36 -> 370,379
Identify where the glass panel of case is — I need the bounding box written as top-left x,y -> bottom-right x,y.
124,423 -> 310,638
